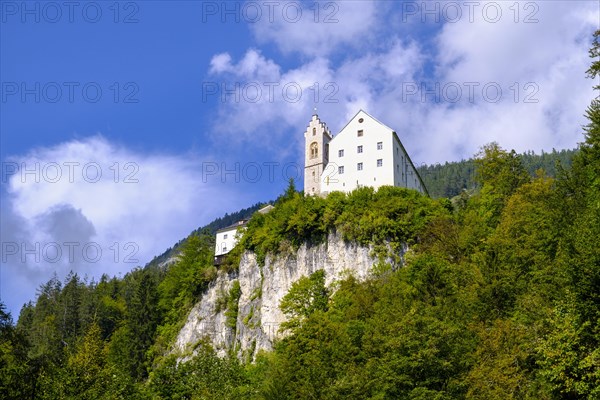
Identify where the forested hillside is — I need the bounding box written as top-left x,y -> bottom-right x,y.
417,148 -> 577,198
1,31 -> 598,400
145,202 -> 268,269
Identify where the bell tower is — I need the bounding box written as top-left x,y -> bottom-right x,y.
304,111 -> 332,196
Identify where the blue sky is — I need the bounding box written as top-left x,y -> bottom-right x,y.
0,0 -> 598,315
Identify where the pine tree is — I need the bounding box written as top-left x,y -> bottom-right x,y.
127,272 -> 160,381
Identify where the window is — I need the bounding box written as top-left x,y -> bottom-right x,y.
224,234 -> 228,239
377,159 -> 383,167
310,142 -> 318,159
223,246 -> 227,252
377,142 -> 383,150
357,130 -> 363,137
358,118 -> 364,123
312,127 -> 316,136
338,149 -> 344,157
357,162 -> 363,171
357,145 -> 363,153
338,166 -> 345,174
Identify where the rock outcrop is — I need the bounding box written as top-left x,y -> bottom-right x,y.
174,232 -> 402,360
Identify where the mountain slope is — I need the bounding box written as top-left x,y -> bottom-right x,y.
417,148 -> 576,198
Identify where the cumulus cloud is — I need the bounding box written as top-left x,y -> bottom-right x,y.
411,1 -> 598,162
206,49 -> 337,159
250,0 -> 381,57
206,39 -> 424,145
206,1 -> 598,165
0,136 -> 240,314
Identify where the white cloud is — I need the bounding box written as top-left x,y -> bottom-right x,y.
206,1 -> 598,165
210,49 -> 281,80
250,0 -> 381,57
0,136 -> 240,314
207,50 -> 336,155
414,1 -> 598,161
206,39 -> 425,146
210,53 -> 234,74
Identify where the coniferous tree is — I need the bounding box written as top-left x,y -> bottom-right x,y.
127,271 -> 160,381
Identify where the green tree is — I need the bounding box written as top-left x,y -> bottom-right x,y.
127,271 -> 161,380
225,280 -> 242,329
474,143 -> 530,225
534,30 -> 600,399
147,344 -> 248,399
59,272 -> 84,346
537,304 -> 600,399
63,322 -> 109,399
280,270 -> 329,332
465,320 -> 544,399
0,302 -> 31,399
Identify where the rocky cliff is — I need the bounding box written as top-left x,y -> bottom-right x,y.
174,231 -> 404,360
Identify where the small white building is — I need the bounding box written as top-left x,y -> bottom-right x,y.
214,220 -> 248,264
304,110 -> 427,196
213,205 -> 274,264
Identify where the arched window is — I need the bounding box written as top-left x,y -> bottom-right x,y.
310,142 -> 318,159
312,127 -> 316,136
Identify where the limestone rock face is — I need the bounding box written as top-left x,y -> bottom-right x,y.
174,232 -> 394,360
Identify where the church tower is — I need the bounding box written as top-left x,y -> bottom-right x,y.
304,112 -> 332,196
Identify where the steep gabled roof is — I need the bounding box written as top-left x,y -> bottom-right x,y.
216,219 -> 249,233
331,109 -> 429,196
335,109 -> 395,136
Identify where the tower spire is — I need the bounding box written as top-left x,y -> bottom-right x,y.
304,113 -> 331,196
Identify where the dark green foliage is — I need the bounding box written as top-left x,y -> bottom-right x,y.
151,230 -> 219,359
0,302 -> 32,399
60,272 -> 84,345
127,271 -> 161,380
225,281 -> 242,329
336,186 -> 444,249
158,232 -> 215,324
261,254 -> 476,399
418,158 -> 477,198
240,185 -> 444,266
537,30 -> 600,399
279,270 -> 329,331
418,148 -> 577,198
147,343 -> 249,399
239,189 -> 329,265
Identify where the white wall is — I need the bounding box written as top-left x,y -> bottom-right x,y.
215,227 -> 244,256
392,134 -> 423,193
321,111 -> 396,194
319,110 -> 425,195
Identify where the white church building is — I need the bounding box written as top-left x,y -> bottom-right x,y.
304,110 -> 428,196
214,111 -> 426,263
